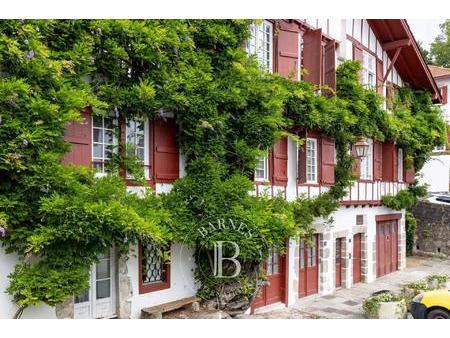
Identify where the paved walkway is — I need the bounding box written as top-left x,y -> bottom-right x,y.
255,256 -> 450,319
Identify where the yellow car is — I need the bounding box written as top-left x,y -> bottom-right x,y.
411,290 -> 450,319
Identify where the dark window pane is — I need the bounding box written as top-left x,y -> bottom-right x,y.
74,288 -> 89,304
96,279 -> 111,299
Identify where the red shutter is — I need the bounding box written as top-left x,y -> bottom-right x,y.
297,131 -> 307,184
353,44 -> 363,62
153,118 -> 179,183
323,40 -> 336,92
303,29 -> 322,86
382,142 -> 397,181
353,44 -> 364,82
442,85 -> 448,104
404,159 -> 415,184
376,59 -> 384,96
351,145 -> 361,178
321,136 -> 335,185
272,137 -> 288,186
62,107 -> 92,167
373,141 -> 383,181
277,22 -> 299,79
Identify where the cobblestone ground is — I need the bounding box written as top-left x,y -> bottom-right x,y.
249,256 -> 450,319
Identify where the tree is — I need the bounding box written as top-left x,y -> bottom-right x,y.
417,40 -> 433,65
430,20 -> 450,67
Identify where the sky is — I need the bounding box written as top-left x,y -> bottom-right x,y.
408,19 -> 445,51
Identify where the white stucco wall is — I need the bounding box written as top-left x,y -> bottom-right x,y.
419,154 -> 450,192
286,205 -> 405,304
126,242 -> 197,319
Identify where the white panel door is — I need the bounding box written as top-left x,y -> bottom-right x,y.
74,249 -> 115,319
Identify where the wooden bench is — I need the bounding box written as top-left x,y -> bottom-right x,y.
141,296 -> 201,319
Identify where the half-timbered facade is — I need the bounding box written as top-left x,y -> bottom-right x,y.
0,19 -> 443,318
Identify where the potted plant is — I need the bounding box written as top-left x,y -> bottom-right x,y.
363,291 -> 407,319
426,274 -> 449,290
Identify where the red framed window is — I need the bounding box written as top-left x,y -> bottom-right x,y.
138,241 -> 171,294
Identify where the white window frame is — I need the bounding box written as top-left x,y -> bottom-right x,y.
126,118 -> 150,180
362,51 -> 376,89
398,148 -> 404,182
255,155 -> 269,182
92,115 -> 118,175
360,138 -> 373,180
246,20 -> 273,73
306,138 -> 318,184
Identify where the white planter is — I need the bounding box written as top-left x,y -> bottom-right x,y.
378,300 -> 407,319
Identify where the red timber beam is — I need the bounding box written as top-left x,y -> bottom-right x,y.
383,46 -> 403,83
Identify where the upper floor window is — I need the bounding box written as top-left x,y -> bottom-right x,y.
255,155 -> 269,182
362,51 -> 376,89
126,118 -> 150,179
93,115 -> 118,174
398,148 -> 404,182
246,21 -> 273,72
306,138 -> 318,183
360,138 -> 373,180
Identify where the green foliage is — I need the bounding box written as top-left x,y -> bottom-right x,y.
430,20 -> 450,67
382,184 -> 427,210
362,291 -> 405,319
0,20 -> 445,313
426,273 -> 449,285
0,20 -> 168,311
405,211 -> 417,256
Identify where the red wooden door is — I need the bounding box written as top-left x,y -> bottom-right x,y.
377,221 -> 398,277
377,224 -> 385,277
335,238 -> 342,288
353,233 -> 362,284
253,249 -> 285,309
299,235 -> 319,297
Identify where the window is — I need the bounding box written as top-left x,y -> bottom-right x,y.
126,118 -> 149,179
307,241 -> 317,267
246,21 -> 273,72
362,51 -> 376,89
139,241 -> 170,294
266,248 -> 280,276
93,115 -> 118,174
397,148 -> 404,182
335,238 -> 342,264
255,156 -> 269,182
360,138 -> 373,180
300,240 -> 305,269
306,138 -> 318,183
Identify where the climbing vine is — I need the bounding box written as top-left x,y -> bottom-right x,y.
0,20 -> 446,316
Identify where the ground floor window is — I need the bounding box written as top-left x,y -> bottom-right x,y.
139,241 -> 171,294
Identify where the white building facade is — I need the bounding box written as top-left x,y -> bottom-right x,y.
0,19 -> 442,318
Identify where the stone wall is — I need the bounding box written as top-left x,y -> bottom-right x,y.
412,201 -> 450,257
